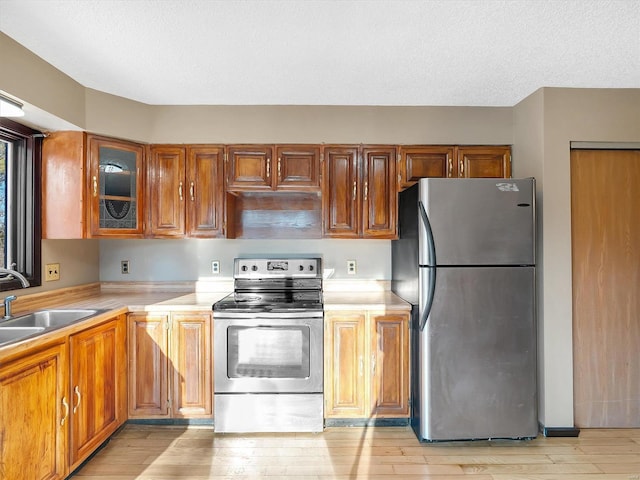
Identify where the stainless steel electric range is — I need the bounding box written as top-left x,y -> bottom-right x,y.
212,257 -> 324,433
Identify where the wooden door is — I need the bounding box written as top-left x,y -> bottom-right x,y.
128,313 -> 170,417
186,146 -> 225,237
571,149 -> 640,427
361,146 -> 397,238
275,145 -> 321,190
69,318 -> 122,468
324,312 -> 367,417
456,146 -> 511,178
170,312 -> 212,418
87,135 -> 145,237
370,312 -> 410,417
226,145 -> 273,190
0,343 -> 68,479
398,146 -> 454,188
149,146 -> 186,236
322,146 -> 360,238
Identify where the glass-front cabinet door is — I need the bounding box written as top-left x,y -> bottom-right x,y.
87,135 -> 145,237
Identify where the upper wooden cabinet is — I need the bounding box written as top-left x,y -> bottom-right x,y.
42,131 -> 146,238
398,146 -> 455,188
322,145 -> 397,239
456,146 -> 511,178
87,135 -> 146,237
398,145 -> 511,189
226,144 -> 320,191
148,145 -> 225,238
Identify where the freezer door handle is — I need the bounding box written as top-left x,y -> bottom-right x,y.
418,200 -> 436,266
419,267 -> 436,331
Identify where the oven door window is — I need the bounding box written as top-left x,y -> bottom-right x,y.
227,326 -> 310,379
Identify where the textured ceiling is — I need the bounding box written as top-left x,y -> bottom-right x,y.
1,0 -> 639,107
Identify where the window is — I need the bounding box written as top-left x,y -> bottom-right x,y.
0,118 -> 41,291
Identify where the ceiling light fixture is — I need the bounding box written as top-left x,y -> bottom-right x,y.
0,94 -> 25,117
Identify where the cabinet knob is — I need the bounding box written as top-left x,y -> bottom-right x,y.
178,182 -> 183,201
92,176 -> 97,197
189,182 -> 195,201
353,181 -> 357,201
266,160 -> 271,178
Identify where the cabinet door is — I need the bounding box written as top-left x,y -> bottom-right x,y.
324,312 -> 367,417
398,146 -> 454,188
275,145 -> 321,190
0,343 -> 68,479
226,145 -> 274,190
69,317 -> 125,468
370,312 -> 410,417
361,146 -> 397,238
128,313 -> 170,417
186,146 -> 225,237
457,146 -> 511,178
87,135 -> 145,237
322,146 -> 360,238
170,312 -> 212,417
149,146 -> 186,237
42,131 -> 87,239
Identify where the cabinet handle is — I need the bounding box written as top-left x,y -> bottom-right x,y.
92,176 -> 97,197
73,385 -> 81,413
459,160 -> 464,177
352,181 -> 357,201
359,356 -> 364,377
190,182 -> 195,201
364,181 -> 368,201
371,354 -> 376,376
278,157 -> 281,179
266,160 -> 271,178
448,157 -> 452,177
61,397 -> 69,426
178,182 -> 183,201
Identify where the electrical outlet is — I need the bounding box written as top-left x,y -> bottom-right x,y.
121,260 -> 130,274
211,260 -> 220,275
347,260 -> 357,275
45,263 -> 60,281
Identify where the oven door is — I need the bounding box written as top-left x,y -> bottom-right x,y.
214,313 -> 323,394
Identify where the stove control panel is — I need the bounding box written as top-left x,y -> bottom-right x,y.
234,257 -> 322,278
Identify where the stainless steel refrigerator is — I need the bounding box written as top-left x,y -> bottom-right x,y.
392,177 -> 537,441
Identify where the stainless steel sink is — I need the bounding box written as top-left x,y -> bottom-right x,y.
0,326 -> 46,346
2,309 -> 103,328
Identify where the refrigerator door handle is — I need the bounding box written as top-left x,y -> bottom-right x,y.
419,267 -> 436,332
418,200 -> 436,266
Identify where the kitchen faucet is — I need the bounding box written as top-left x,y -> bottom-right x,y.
0,267 -> 30,288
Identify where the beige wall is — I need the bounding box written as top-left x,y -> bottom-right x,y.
514,87 -> 640,428
0,33 -> 85,129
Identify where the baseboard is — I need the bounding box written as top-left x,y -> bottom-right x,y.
324,418 -> 410,427
539,423 -> 580,437
127,418 -> 214,426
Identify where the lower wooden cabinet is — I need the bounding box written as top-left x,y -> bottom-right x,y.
0,314 -> 127,479
69,315 -> 127,470
324,310 -> 410,418
0,342 -> 69,479
128,311 -> 212,418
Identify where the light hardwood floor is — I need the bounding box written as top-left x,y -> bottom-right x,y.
73,424 -> 640,479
